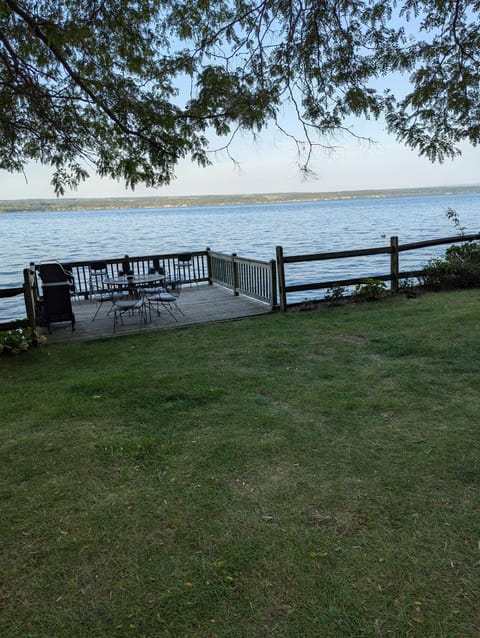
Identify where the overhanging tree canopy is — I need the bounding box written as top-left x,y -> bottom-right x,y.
1,0 -> 479,194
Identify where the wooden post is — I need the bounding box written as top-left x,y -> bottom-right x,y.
269,259 -> 278,309
23,267 -> 38,345
276,246 -> 287,311
206,247 -> 213,285
390,236 -> 399,293
232,253 -> 239,296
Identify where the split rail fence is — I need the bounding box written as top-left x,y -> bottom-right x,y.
276,232 -> 480,310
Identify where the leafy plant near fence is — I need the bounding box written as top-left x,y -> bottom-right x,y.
421,241 -> 480,291
0,327 -> 45,355
445,207 -> 466,236
398,278 -> 417,297
353,278 -> 387,302
324,285 -> 346,305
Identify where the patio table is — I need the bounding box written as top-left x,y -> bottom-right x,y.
103,273 -> 165,295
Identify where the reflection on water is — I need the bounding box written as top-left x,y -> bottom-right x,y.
1,193 -> 479,319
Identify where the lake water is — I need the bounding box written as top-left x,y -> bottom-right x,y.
1,192 -> 479,320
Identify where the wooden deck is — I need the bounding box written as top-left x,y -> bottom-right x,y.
41,284 -> 272,343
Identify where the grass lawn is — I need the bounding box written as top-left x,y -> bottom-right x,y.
1,289 -> 479,637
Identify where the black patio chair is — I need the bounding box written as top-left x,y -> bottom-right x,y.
175,253 -> 195,285
89,262 -> 126,321
149,257 -> 165,275
147,279 -> 184,320
112,298 -> 148,332
119,254 -> 133,276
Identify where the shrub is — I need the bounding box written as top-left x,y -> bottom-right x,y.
421,241 -> 480,291
0,327 -> 45,355
398,278 -> 417,297
324,285 -> 346,306
353,278 -> 387,302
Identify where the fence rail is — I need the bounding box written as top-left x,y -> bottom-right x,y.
0,268 -> 39,333
0,286 -> 24,299
208,250 -> 277,307
276,232 -> 480,310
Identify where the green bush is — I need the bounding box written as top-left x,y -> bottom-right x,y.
0,327 -> 45,355
398,278 -> 417,297
353,278 -> 387,302
324,285 -> 346,305
421,241 -> 480,291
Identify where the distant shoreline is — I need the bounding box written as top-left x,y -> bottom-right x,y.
1,184 -> 480,213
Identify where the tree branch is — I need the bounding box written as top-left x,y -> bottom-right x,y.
4,0 -> 177,158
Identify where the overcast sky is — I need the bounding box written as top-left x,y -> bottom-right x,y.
1,117 -> 479,200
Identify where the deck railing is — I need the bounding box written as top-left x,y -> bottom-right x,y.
65,250 -> 210,298
276,232 -> 480,310
207,249 -> 277,308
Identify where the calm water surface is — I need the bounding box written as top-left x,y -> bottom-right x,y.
1,193 -> 479,319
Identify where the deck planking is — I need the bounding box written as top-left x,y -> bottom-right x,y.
41,284 -> 272,343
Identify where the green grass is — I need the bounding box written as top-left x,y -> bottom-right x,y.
1,290 -> 479,637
